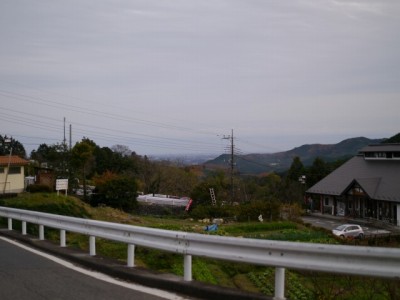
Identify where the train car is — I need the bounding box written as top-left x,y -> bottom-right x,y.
137,194 -> 193,211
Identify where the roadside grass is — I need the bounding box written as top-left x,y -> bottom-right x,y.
1,193 -> 399,299
0,192 -> 91,218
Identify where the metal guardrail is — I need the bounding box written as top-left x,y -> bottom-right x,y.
1,206 -> 400,300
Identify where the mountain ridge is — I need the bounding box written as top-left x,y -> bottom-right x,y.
204,136 -> 385,175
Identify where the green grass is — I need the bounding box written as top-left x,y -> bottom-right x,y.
247,229 -> 338,243
223,221 -> 297,234
0,192 -> 91,218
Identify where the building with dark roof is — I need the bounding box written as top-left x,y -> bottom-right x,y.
307,144 -> 400,226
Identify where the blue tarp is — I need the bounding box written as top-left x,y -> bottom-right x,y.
204,224 -> 218,232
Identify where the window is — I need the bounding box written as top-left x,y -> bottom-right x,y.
0,167 -> 4,173
324,197 -> 330,206
9,167 -> 21,174
376,152 -> 386,158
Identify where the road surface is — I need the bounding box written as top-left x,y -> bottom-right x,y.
302,215 -> 391,237
0,237 -> 189,300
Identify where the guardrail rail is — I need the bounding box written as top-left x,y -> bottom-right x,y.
1,206 -> 400,300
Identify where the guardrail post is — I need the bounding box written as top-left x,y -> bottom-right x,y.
183,254 -> 192,281
273,267 -> 286,300
89,236 -> 96,256
39,225 -> 44,240
8,218 -> 12,230
127,244 -> 135,267
60,230 -> 66,247
22,221 -> 27,235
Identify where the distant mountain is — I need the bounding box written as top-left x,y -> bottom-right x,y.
150,153 -> 217,165
382,132 -> 400,143
204,137 -> 384,175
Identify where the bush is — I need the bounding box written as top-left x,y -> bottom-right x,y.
233,200 -> 280,222
91,174 -> 138,212
0,193 -> 17,200
26,184 -> 52,193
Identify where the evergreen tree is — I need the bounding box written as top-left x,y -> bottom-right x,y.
0,135 -> 26,158
286,156 -> 305,182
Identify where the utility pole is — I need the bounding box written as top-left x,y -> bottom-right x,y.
63,117 -> 67,147
2,138 -> 12,194
69,124 -> 72,151
223,129 -> 235,203
62,118 -> 67,176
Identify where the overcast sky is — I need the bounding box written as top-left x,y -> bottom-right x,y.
1,0 -> 399,156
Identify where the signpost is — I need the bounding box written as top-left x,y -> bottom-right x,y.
56,179 -> 68,196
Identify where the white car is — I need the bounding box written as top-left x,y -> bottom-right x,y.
332,224 -> 364,239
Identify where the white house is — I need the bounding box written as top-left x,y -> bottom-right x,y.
0,155 -> 29,193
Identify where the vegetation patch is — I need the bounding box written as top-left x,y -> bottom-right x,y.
0,193 -> 91,218
224,221 -> 296,234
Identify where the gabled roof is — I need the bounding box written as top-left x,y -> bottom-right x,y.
0,155 -> 29,166
353,177 -> 381,197
307,155 -> 400,202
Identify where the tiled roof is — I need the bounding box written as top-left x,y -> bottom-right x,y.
0,155 -> 29,166
307,155 -> 400,202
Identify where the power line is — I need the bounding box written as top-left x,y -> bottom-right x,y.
0,89 -> 218,135
0,88 -> 229,153
0,105 -> 223,153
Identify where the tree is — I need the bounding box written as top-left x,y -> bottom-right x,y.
0,135 -> 26,158
280,157 -> 306,204
250,173 -> 282,202
71,138 -> 96,200
92,173 -> 138,212
306,157 -> 329,188
111,144 -> 132,157
30,142 -> 69,177
156,163 -> 198,196
286,156 -> 305,182
190,170 -> 229,207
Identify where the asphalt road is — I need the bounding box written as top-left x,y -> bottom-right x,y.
0,237 -> 188,300
302,215 -> 391,237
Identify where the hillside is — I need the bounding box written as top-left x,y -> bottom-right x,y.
204,137 -> 384,175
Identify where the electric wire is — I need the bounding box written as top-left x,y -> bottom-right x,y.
0,83 -> 263,154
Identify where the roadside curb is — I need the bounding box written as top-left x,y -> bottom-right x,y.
0,229 -> 269,300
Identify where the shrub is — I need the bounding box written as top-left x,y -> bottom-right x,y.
26,184 -> 52,193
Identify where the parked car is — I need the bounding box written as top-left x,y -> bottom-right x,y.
332,224 -> 364,239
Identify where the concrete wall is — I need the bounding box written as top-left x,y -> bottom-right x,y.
0,166 -> 25,193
